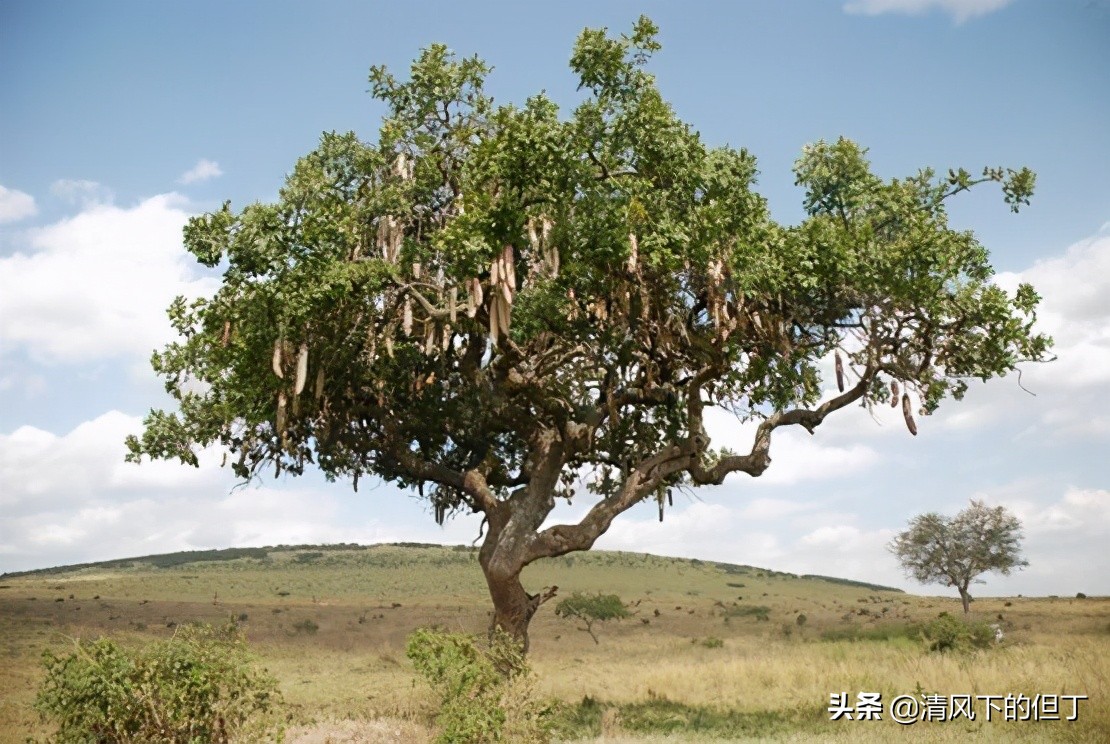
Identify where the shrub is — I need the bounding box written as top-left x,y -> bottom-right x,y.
922,612 -> 995,653
35,622 -> 282,743
723,604 -> 770,622
819,623 -> 919,643
406,628 -> 551,743
293,551 -> 323,563
291,618 -> 319,634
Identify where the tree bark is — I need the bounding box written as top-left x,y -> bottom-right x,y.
959,586 -> 971,615
484,562 -> 536,649
478,503 -> 555,653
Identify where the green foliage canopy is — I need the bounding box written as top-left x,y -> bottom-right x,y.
889,499 -> 1028,613
126,17 -> 1050,636
555,592 -> 631,623
555,592 -> 631,643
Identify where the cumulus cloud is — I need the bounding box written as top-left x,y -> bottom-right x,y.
704,407 -> 880,485
931,225 -> 1110,438
0,411 -> 219,515
593,498 -> 908,587
0,193 -> 218,364
0,184 -> 37,223
597,481 -> 1110,596
843,0 -> 1014,23
0,411 -> 448,573
995,226 -> 1110,389
598,501 -> 769,564
178,159 -> 223,184
957,485 -> 1110,596
50,179 -> 115,207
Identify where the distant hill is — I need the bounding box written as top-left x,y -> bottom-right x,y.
0,543 -> 903,593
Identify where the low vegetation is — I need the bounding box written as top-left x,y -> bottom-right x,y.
1,545 -> 1106,743
33,622 -> 281,743
407,628 -> 551,743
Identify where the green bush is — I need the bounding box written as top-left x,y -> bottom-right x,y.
723,604 -> 770,622
291,618 -> 319,634
921,613 -> 995,652
406,628 -> 551,743
35,622 -> 282,743
293,551 -> 323,563
819,623 -> 919,643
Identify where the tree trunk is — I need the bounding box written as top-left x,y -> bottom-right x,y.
475,443 -> 565,655
484,566 -> 540,652
478,507 -> 551,654
959,586 -> 971,616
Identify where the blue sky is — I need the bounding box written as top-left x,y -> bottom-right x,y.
1,0 -> 1107,597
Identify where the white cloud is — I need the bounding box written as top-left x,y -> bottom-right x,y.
0,411 -> 216,515
939,226 -> 1110,438
704,407 -> 880,485
178,159 -> 223,184
50,179 -> 114,207
956,485 -> 1110,596
843,0 -> 1014,23
0,372 -> 47,397
735,497 -> 811,521
792,523 -> 903,583
0,194 -> 218,364
995,227 -> 1110,389
0,184 -> 37,223
0,409 -> 491,573
0,411 -> 420,571
594,499 -> 907,587
598,501 -> 759,561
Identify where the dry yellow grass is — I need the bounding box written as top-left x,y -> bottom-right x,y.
1,546 -> 1106,742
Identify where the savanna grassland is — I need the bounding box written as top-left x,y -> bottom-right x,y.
1,544 -> 1106,743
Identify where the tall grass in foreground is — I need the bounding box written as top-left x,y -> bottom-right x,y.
533,636 -> 1108,742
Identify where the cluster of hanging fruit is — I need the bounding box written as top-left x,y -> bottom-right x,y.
833,350 -> 917,436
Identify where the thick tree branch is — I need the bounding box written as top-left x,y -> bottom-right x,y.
526,370 -> 875,561
525,440 -> 693,561
690,371 -> 874,485
383,443 -> 499,513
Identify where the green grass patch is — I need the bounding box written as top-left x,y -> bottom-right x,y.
722,604 -> 771,621
292,618 -> 319,634
819,622 -> 920,643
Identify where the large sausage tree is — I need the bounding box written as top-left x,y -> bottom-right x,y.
126,18 -> 1051,649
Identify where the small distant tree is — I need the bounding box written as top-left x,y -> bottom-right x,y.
889,500 -> 1028,615
554,593 -> 630,643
